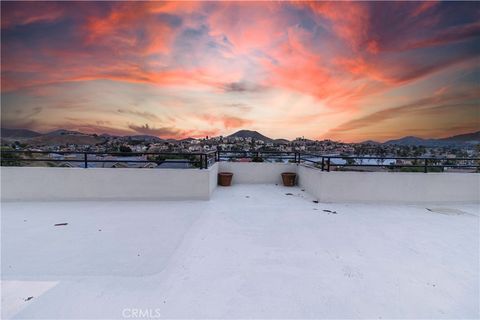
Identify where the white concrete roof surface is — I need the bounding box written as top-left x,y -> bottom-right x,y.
1,185 -> 479,319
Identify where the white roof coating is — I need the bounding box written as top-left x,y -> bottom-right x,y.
1,185 -> 479,319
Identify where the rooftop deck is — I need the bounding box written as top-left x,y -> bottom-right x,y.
2,184 -> 478,319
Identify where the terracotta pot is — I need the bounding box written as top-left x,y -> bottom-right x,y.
281,172 -> 296,186
218,172 -> 233,186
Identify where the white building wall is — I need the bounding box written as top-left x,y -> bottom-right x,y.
1,167 -> 212,201
1,163 -> 478,203
298,165 -> 480,203
218,162 -> 298,185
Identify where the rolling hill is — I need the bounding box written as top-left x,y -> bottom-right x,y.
1,128 -> 105,146
228,130 -> 274,142
438,131 -> 480,144
2,127 -> 479,146
1,128 -> 42,138
385,131 -> 480,146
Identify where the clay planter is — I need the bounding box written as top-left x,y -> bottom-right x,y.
281,172 -> 296,186
218,172 -> 233,186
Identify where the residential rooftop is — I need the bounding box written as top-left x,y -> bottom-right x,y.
1,159 -> 479,319
2,184 -> 479,319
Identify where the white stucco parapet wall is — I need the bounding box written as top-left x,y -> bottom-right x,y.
1,164 -> 219,201
297,164 -> 480,203
218,162 -> 298,185
1,162 -> 478,203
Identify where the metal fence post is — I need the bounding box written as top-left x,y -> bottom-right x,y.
327,157 -> 330,172
321,157 -> 325,171
424,159 -> 428,173
84,152 -> 88,168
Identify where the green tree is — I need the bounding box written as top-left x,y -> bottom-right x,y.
1,146 -> 22,166
119,145 -> 132,153
343,157 -> 355,165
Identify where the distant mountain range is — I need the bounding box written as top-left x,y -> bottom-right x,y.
228,129 -> 480,146
1,128 -> 42,138
1,128 -> 105,146
384,131 -> 480,146
1,127 -> 479,146
1,128 -> 162,140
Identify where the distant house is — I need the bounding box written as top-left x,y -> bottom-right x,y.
396,159 -> 413,165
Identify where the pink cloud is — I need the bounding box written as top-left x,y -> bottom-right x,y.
200,114 -> 252,129
325,88 -> 480,141
2,1 -> 478,141
83,3 -> 177,55
410,1 -> 438,17
207,2 -> 285,54
303,1 -> 371,52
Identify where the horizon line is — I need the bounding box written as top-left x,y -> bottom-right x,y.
2,127 -> 478,144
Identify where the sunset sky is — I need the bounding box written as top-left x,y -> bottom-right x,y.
1,1 -> 479,142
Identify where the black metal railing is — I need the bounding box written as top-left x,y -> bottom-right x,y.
298,154 -> 480,173
216,151 -> 480,173
1,149 -> 479,173
0,150 -> 217,169
216,150 -> 298,162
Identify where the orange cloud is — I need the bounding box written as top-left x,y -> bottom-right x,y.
334,49 -> 478,87
326,89 -> 480,141
83,3 -> 177,55
2,60 -> 226,93
2,1 -> 479,141
207,2 -> 284,54
200,114 -> 252,129
260,26 -> 377,110
304,1 -> 370,52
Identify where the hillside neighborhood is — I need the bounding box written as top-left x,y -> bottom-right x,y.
1,128 -> 479,171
